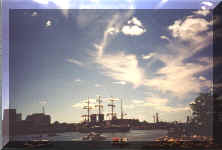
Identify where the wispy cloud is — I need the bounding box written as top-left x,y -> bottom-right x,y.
160,35 -> 170,41
75,79 -> 81,82
145,97 -> 168,106
199,76 -> 206,81
106,27 -> 119,35
132,100 -> 144,104
93,10 -> 146,88
90,0 -> 100,3
201,1 -> 214,7
154,0 -> 169,9
193,10 -> 210,16
95,84 -> 102,87
40,100 -> 47,106
33,0 -> 49,4
91,9 -> 212,106
72,98 -> 97,108
33,0 -> 72,18
127,96 -> 190,113
142,53 -> 155,60
112,81 -> 127,85
66,58 -> 84,67
145,58 -> 211,96
96,52 -> 144,88
127,17 -> 143,27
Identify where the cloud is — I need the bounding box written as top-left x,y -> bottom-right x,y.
144,59 -> 211,96
45,20 -> 52,27
144,96 -> 190,113
95,52 -> 144,88
155,106 -> 190,113
201,6 -> 207,10
33,0 -> 49,4
112,81 -> 127,85
128,17 -> 143,27
127,96 -> 190,114
72,98 -> 97,108
160,35 -> 170,41
201,1 -> 213,7
40,101 -> 47,106
66,58 -> 84,66
106,27 -> 119,35
90,0 -> 99,3
132,100 -> 144,104
142,53 -> 155,60
121,25 -> 146,36
168,12 -> 213,59
33,0 -> 72,18
193,10 -> 210,16
95,84 -> 102,87
32,11 -> 38,16
122,17 -> 146,36
198,57 -> 211,64
145,97 -> 168,106
75,79 -> 81,82
92,10 -> 146,88
199,76 -> 206,81
94,11 -> 134,57
154,0 -> 169,9
168,17 -> 211,43
143,13 -> 213,97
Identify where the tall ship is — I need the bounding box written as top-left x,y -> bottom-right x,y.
78,96 -> 131,133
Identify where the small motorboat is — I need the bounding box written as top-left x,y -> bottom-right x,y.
82,132 -> 106,141
24,140 -> 53,148
112,137 -> 128,145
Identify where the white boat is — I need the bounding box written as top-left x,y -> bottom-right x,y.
82,132 -> 106,141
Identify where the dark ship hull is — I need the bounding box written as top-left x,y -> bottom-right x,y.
79,126 -> 130,133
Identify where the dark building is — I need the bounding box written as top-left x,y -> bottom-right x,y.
25,113 -> 51,133
2,109 -> 17,142
16,113 -> 22,121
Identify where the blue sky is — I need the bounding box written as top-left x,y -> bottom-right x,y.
2,0 -> 219,123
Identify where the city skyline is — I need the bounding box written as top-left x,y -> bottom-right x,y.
8,9 -> 213,123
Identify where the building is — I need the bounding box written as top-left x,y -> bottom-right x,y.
25,113 -> 51,133
16,113 -> 22,121
2,109 -> 17,143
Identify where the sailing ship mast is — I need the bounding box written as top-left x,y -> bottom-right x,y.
153,112 -> 156,123
95,96 -> 103,116
83,97 -> 92,122
121,98 -> 123,119
108,97 -> 116,120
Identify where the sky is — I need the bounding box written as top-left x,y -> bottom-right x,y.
2,0 -> 220,124
8,8 -> 213,123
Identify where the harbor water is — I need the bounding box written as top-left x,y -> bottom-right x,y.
15,129 -> 168,141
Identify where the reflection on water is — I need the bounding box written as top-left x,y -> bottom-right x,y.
16,130 -> 168,141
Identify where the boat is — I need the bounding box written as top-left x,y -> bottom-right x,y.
82,132 -> 106,141
24,140 -> 53,148
112,137 -> 128,145
78,97 -> 131,133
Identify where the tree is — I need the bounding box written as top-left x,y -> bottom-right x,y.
189,93 -> 213,136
